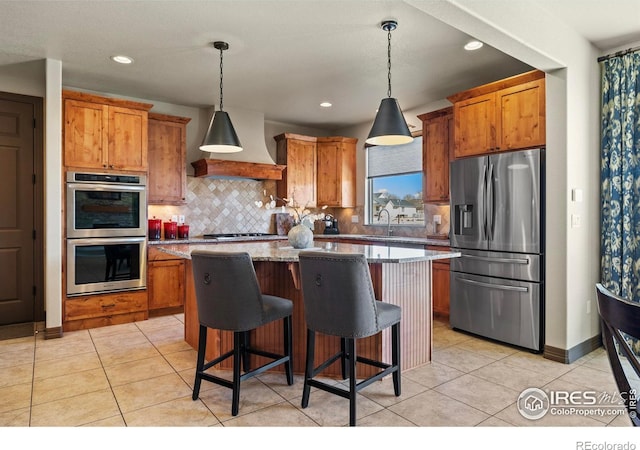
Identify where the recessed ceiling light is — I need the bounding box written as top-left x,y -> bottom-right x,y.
464,40 -> 483,51
111,55 -> 134,64
320,102 -> 332,108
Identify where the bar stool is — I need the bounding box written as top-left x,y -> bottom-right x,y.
190,251 -> 293,416
298,251 -> 401,426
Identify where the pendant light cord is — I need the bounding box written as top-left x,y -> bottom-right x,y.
387,26 -> 392,98
219,46 -> 224,111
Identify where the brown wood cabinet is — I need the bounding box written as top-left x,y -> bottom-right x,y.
148,113 -> 191,204
148,246 -> 185,316
418,108 -> 453,203
316,136 -> 357,207
448,70 -> 545,158
427,245 -> 450,319
63,90 -> 152,172
63,290 -> 148,332
275,133 -> 317,208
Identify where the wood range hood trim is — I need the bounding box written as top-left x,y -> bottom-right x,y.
191,158 -> 286,181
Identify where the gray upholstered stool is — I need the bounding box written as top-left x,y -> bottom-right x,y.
298,251 -> 401,426
190,251 -> 293,416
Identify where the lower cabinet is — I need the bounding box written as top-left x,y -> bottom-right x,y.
63,290 -> 149,332
148,247 -> 186,316
427,245 -> 451,319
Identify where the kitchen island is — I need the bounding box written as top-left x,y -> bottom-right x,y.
157,240 -> 459,376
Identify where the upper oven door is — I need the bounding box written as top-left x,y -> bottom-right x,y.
67,182 -> 147,238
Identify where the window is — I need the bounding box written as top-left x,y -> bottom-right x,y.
366,137 -> 424,226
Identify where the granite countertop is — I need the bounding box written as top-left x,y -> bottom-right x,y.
155,240 -> 459,263
148,233 -> 450,247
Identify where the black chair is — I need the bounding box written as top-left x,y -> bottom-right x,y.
298,251 -> 401,426
191,251 -> 293,416
595,283 -> 640,426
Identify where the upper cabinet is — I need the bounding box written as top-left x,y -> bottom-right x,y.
148,113 -> 191,205
274,133 -> 358,209
275,133 -> 318,208
316,137 -> 357,207
63,90 -> 152,172
447,70 -> 545,158
418,107 -> 453,204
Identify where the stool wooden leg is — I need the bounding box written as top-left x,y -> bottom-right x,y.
284,315 -> 293,386
232,331 -> 242,416
301,328 -> 315,408
340,337 -> 347,380
241,331 -> 251,373
348,338 -> 357,426
392,322 -> 401,396
192,325 -> 207,401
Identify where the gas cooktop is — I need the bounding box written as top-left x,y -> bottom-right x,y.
202,232 -> 276,240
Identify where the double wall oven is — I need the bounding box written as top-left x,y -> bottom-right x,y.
66,172 -> 147,296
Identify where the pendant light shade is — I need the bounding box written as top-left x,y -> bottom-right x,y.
366,20 -> 413,146
200,41 -> 242,153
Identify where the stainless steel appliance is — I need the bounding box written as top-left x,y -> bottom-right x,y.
66,171 -> 147,238
66,171 -> 148,296
322,214 -> 340,235
66,236 -> 147,296
449,148 -> 544,352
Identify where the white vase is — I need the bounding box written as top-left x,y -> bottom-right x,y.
288,223 -> 314,249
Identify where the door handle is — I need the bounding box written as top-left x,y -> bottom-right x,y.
461,254 -> 529,265
487,163 -> 494,241
455,276 -> 529,292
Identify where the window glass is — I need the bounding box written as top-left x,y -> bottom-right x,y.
366,137 -> 424,226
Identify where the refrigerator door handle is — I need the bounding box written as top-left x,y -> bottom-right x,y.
487,163 -> 494,241
461,254 -> 530,265
455,276 -> 529,293
481,164 -> 488,240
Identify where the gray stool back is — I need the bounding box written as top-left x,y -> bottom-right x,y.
190,250 -> 293,416
298,251 -> 401,426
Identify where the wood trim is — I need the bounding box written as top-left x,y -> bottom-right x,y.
43,326 -> 64,339
317,136 -> 358,144
62,89 -> 153,111
417,107 -> 453,122
544,334 -> 603,364
446,70 -> 545,103
273,133 -> 318,143
191,158 -> 285,180
148,112 -> 191,124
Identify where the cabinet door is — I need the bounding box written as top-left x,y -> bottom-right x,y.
453,92 -> 496,158
423,113 -> 450,203
64,99 -> 109,169
316,141 -> 340,206
108,106 -> 148,171
497,78 -> 546,151
148,259 -> 185,310
148,117 -> 188,204
279,138 -> 317,207
432,260 -> 450,318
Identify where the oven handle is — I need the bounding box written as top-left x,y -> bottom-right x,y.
455,276 -> 529,292
67,182 -> 146,192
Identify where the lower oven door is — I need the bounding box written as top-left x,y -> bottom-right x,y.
67,236 -> 147,296
450,271 -> 542,352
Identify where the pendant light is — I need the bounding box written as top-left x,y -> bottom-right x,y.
366,20 -> 413,146
200,41 -> 243,153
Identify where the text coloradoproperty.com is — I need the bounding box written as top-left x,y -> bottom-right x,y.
576,442 -> 636,450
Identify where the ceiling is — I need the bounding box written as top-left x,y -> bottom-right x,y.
0,1 -> 638,130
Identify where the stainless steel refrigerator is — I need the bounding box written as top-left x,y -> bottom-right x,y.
449,148 -> 544,352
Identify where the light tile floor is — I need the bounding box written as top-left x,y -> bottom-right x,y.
0,314 -> 633,428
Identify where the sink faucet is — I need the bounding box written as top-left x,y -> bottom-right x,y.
377,208 -> 392,236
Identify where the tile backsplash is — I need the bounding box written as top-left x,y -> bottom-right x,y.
148,176 -> 451,239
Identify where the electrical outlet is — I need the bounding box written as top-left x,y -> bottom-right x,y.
178,215 -> 185,224
571,214 -> 581,228
351,215 -> 359,223
433,215 -> 442,225
586,300 -> 591,314
171,215 -> 178,223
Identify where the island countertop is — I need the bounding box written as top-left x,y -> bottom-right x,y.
155,240 -> 460,263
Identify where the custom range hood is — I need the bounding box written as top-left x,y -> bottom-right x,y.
192,107 -> 285,180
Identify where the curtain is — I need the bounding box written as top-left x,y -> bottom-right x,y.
600,52 -> 640,300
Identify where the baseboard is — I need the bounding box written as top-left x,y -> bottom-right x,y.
544,334 -> 602,364
0,322 -> 35,340
43,326 -> 63,340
